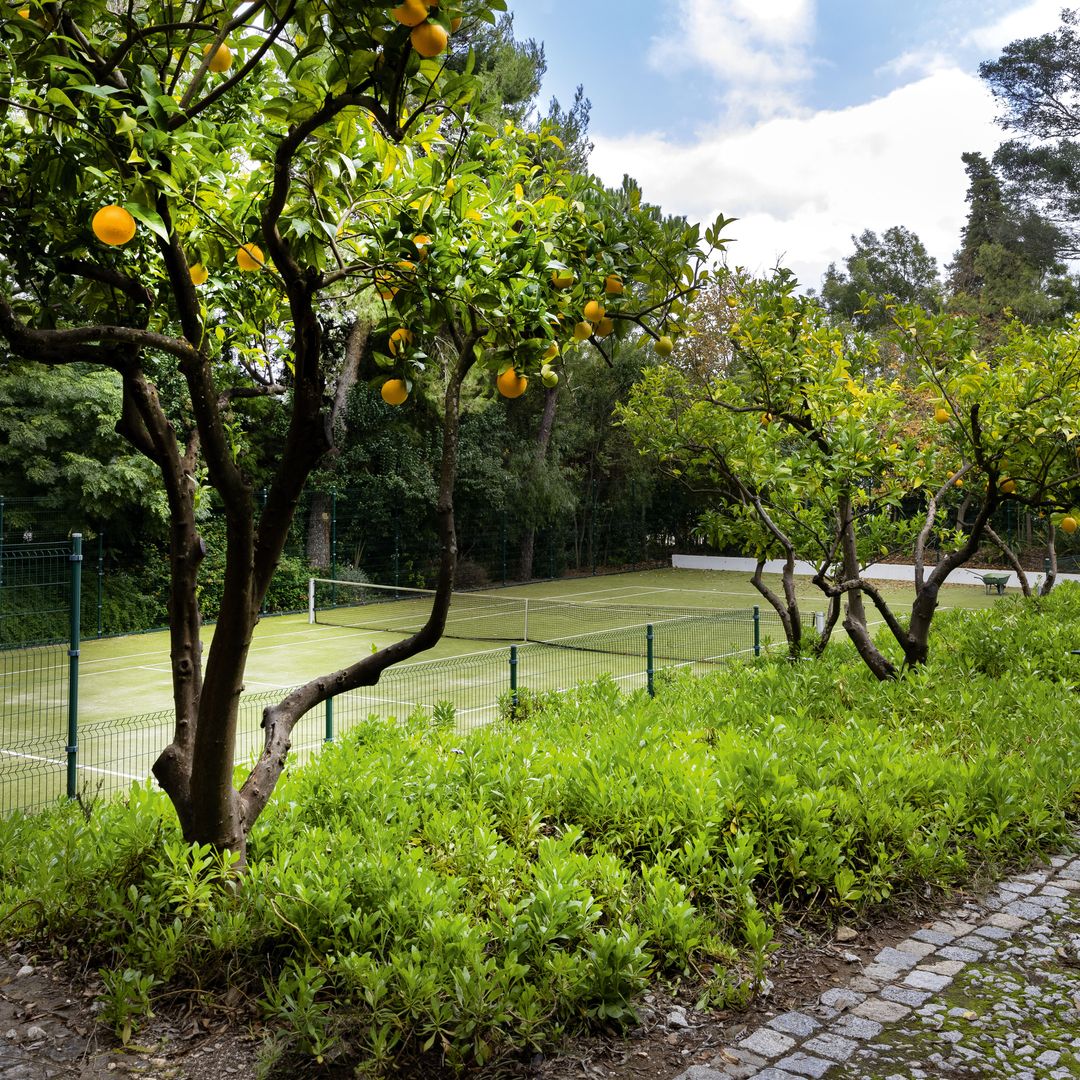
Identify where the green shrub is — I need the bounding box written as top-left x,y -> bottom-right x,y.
2,589 -> 1080,1073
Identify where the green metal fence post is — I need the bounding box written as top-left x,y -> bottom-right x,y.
67,534 -> 83,800
325,695 -> 334,743
509,644 -> 518,710
753,605 -> 761,658
646,623 -> 655,697
96,531 -> 104,638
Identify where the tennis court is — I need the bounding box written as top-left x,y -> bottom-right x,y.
7,565 -> 1007,729
1,566 -> 1007,811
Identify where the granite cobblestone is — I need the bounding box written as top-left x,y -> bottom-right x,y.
680,847 -> 1080,1080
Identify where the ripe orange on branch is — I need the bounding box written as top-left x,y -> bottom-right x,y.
999,478 -> 1017,495
411,21 -> 448,57
550,270 -> 574,289
380,379 -> 409,406
189,262 -> 209,285
392,0 -> 429,26
1062,515 -> 1078,534
236,243 -> 264,271
934,406 -> 949,423
654,335 -> 673,357
604,275 -> 624,295
389,328 -> 414,356
583,300 -> 605,323
203,43 -> 233,72
92,205 -> 136,246
497,368 -> 528,399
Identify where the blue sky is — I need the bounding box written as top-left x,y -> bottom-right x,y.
506,0 -> 1063,287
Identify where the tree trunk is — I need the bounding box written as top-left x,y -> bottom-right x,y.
1040,519 -> 1058,596
306,491 -> 331,570
750,554 -> 802,659
304,320 -> 367,568
519,386 -> 560,581
813,595 -> 840,657
984,524 -> 1031,596
904,484 -> 998,667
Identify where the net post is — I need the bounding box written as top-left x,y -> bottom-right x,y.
67,534 -> 83,800
509,644 -> 518,710
0,494 -> 5,598
753,605 -> 761,658
646,623 -> 655,697
325,695 -> 334,743
814,610 -> 825,636
522,598 -> 529,642
308,577 -> 316,624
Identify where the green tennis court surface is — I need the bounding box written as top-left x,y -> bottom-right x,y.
9,566 -> 1006,730
2,567 -> 1007,811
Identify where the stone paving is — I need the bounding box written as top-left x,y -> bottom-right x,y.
677,852 -> 1080,1080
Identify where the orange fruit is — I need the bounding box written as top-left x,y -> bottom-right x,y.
411,21 -> 448,57
595,317 -> 614,337
761,413 -> 772,427
603,274 -> 623,295
583,299 -> 605,323
392,0 -> 429,26
397,259 -> 416,273
17,7 -> 30,16
654,335 -> 673,356
380,379 -> 409,406
497,368 -> 528,398
999,478 -> 1016,495
934,406 -> 949,423
189,262 -> 208,285
551,270 -> 574,289
204,43 -> 233,73
543,343 -> 559,360
451,16 -> 462,31
1062,516 -> 1078,534
413,234 -> 431,258
236,243 -> 264,271
573,321 -> 592,341
389,327 -> 413,356
92,205 -> 136,246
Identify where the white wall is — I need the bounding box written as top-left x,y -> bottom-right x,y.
671,553 -> 1080,591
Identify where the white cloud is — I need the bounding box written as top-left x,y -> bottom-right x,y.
589,68 -> 1002,289
649,0 -> 816,116
963,0 -> 1064,52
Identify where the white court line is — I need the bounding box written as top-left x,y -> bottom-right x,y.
0,747 -> 143,782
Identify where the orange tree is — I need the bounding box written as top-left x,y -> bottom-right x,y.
621,271 -> 1080,678
0,2 -> 725,857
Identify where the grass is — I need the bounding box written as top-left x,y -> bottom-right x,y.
1,586 -> 1078,1075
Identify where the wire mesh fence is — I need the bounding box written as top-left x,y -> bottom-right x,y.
0,608 -> 783,816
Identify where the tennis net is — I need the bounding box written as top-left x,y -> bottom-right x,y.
309,578 -> 767,663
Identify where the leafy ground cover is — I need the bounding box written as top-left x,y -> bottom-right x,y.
2,587 -> 1080,1076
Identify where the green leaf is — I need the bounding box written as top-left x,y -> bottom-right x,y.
124,203 -> 169,242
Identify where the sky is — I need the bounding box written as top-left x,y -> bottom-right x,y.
506,0 -> 1065,289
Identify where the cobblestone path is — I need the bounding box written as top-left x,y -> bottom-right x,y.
678,852 -> 1080,1080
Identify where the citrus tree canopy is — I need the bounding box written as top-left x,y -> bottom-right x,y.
0,1 -> 728,856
